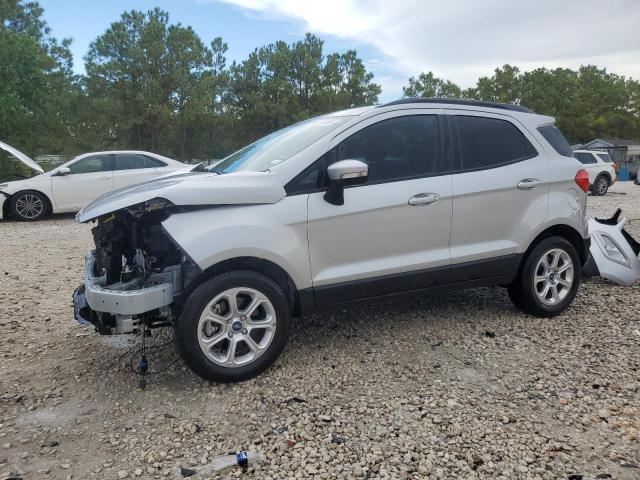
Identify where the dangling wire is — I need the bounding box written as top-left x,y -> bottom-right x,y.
105,328 -> 181,385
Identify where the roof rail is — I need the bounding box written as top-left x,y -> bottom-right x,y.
381,97 -> 534,113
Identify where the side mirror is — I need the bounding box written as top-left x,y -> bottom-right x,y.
54,167 -> 71,176
324,159 -> 368,206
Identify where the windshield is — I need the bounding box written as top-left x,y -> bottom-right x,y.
213,116 -> 349,173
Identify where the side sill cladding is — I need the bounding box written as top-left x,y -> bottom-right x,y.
301,254 -> 522,313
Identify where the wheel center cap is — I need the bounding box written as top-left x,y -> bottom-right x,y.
231,320 -> 243,332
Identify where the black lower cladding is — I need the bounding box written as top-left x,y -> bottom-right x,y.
310,253 -> 523,308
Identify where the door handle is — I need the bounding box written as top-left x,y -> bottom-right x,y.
517,178 -> 541,190
99,176 -> 111,180
408,193 -> 439,206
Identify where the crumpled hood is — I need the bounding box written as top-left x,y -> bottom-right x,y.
76,170 -> 286,222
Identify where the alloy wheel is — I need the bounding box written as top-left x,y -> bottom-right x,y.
197,287 -> 277,368
533,248 -> 574,306
596,177 -> 608,195
15,194 -> 44,219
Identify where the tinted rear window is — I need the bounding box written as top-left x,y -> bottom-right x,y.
455,116 -> 537,171
115,153 -> 165,170
574,152 -> 597,164
597,153 -> 612,163
538,125 -> 574,157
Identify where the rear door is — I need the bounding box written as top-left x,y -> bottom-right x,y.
448,111 -> 550,269
304,109 -> 453,304
112,153 -> 167,189
50,154 -> 114,211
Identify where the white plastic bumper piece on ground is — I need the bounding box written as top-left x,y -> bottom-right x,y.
588,212 -> 640,286
83,250 -> 174,315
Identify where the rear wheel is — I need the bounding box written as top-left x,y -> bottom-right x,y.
508,236 -> 581,317
176,270 -> 290,382
591,174 -> 609,196
9,190 -> 48,221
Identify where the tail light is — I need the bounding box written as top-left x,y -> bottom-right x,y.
575,169 -> 590,193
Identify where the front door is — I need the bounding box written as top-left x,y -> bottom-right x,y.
50,154 -> 114,211
305,111 -> 453,305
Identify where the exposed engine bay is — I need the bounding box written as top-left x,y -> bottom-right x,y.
74,199 -> 200,335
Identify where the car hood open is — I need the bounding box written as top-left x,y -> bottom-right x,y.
0,140 -> 44,174
76,170 -> 286,222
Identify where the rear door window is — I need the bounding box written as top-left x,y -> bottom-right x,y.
115,153 -> 165,170
454,116 -> 537,171
574,152 -> 597,165
597,153 -> 613,163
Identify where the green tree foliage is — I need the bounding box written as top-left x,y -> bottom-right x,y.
82,14 -> 381,160
406,65 -> 640,143
84,8 -> 215,160
2,2 -> 638,162
226,33 -> 381,143
0,0 -> 77,156
403,71 -> 461,98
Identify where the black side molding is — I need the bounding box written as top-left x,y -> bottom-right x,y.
305,253 -> 522,310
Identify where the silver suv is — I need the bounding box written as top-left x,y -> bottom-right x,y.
73,98 -> 590,382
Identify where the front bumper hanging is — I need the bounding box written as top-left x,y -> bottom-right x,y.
80,250 -> 175,317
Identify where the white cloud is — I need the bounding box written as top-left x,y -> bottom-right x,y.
214,0 -> 640,95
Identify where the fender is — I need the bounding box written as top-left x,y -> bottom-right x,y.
162,195 -> 312,291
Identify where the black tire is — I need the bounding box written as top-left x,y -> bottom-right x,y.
508,236 -> 581,318
176,270 -> 291,382
591,174 -> 609,196
9,190 -> 49,221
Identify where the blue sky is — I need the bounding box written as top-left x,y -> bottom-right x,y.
38,0 -> 399,101
38,0 -> 640,103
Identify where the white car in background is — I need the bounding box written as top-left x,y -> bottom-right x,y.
0,141 -> 185,220
573,149 -> 616,196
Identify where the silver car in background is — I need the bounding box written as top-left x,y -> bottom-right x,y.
73,98 -> 590,382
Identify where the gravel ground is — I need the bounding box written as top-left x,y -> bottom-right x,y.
1,183 -> 639,480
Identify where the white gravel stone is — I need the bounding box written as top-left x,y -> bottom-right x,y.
1,182 -> 639,479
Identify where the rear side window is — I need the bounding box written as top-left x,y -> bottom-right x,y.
538,125 -> 574,157
597,153 -> 613,163
115,153 -> 165,170
454,116 -> 537,171
574,152 -> 597,165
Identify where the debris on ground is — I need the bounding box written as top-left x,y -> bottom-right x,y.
0,184 -> 639,478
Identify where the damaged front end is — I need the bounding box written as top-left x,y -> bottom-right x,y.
586,208 -> 640,286
73,198 -> 200,334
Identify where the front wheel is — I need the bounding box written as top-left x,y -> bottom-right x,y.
176,271 -> 290,382
508,236 -> 581,317
591,175 -> 609,196
9,190 -> 48,221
